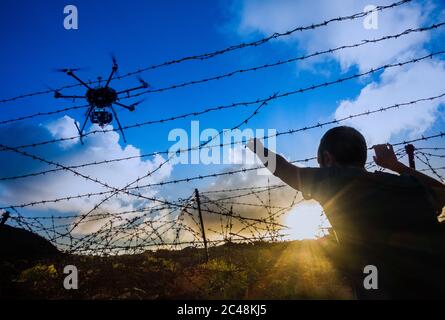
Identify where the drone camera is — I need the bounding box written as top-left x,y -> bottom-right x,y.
90,109 -> 113,127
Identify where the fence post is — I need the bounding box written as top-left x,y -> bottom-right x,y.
405,144 -> 416,169
195,189 -> 209,262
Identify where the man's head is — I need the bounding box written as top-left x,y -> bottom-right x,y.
317,126 -> 367,168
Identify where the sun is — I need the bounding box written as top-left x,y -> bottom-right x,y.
284,201 -> 331,240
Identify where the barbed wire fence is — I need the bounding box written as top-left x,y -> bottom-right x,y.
0,0 -> 444,257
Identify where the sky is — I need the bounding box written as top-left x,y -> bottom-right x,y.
0,0 -> 444,244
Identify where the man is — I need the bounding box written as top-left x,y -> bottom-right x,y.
248,126 -> 445,299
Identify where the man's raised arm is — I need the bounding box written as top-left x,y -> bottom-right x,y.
247,138 -> 303,191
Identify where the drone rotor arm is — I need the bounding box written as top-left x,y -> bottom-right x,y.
114,101 -> 135,112
105,61 -> 118,88
116,84 -> 147,96
66,71 -> 92,90
110,105 -> 127,143
54,94 -> 85,100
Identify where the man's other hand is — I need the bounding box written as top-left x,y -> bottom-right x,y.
372,143 -> 403,172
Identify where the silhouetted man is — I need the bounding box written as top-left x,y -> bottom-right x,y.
248,126 -> 445,299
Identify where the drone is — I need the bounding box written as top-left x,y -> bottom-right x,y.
53,57 -> 149,143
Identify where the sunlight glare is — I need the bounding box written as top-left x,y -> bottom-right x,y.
284,201 -> 330,240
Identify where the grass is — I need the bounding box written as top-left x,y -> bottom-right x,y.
0,238 -> 354,300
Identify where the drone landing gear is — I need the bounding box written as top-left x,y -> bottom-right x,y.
74,106 -> 127,144
74,106 -> 94,145
110,105 -> 127,143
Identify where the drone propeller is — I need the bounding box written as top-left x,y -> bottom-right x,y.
53,67 -> 84,74
127,99 -> 146,111
104,53 -> 119,87
137,77 -> 150,88
45,85 -> 63,98
110,53 -> 119,70
45,85 -> 58,94
114,100 -> 144,112
131,99 -> 146,107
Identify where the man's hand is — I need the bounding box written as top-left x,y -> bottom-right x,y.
373,144 -> 444,202
247,138 -> 264,154
247,137 -> 301,190
372,144 -> 404,172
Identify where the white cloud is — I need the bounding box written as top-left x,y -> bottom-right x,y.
0,116 -> 174,235
234,0 -> 445,144
45,115 -> 80,148
335,59 -> 445,145
237,0 -> 433,72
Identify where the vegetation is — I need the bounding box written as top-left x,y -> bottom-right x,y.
1,238 -> 353,299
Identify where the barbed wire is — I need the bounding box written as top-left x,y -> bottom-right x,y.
0,104 -> 90,126
8,183 -> 292,232
416,151 -> 445,158
0,0 -> 411,105
2,0 -> 444,255
420,166 -> 445,172
2,131 -> 443,212
117,23 -> 445,98
65,191 -> 291,254
0,142 -> 179,208
63,94 -> 272,235
416,147 -> 445,151
4,140 -> 443,255
2,90 -> 444,183
2,20 -> 442,128
3,50 -> 444,152
46,182 -> 297,252
415,152 -> 444,182
6,181 -> 297,254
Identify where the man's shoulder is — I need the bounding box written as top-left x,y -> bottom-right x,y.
308,166 -> 421,188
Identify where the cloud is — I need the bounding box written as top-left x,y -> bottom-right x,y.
236,0 -> 434,72
335,59 -> 445,145
233,0 -> 445,144
0,116 -> 173,235
46,115 -> 80,148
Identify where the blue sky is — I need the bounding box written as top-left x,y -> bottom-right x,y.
0,0 -> 444,241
